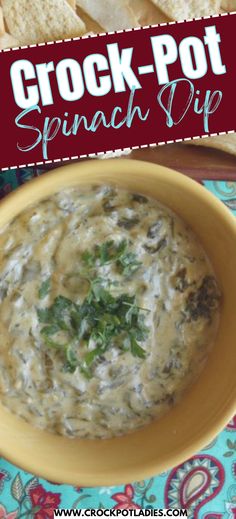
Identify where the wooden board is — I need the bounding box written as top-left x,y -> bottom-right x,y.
129,143 -> 236,182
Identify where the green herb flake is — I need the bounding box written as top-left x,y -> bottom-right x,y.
117,251 -> 141,278
66,345 -> 78,372
130,337 -> 146,359
40,324 -> 60,336
84,347 -> 102,366
42,335 -> 67,352
81,251 -> 96,269
37,307 -> 52,324
38,277 -> 51,299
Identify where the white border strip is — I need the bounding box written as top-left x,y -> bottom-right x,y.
1,130 -> 235,172
0,11 -> 235,53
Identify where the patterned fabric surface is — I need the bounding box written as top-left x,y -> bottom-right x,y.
0,168 -> 235,518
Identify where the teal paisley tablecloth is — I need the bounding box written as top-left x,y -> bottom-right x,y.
0,167 -> 235,519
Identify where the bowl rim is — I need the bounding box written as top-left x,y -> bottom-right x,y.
1,158 -> 236,227
0,158 -> 236,486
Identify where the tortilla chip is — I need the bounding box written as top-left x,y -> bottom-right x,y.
82,30 -> 95,36
76,0 -> 139,31
150,0 -> 221,20
67,0 -> 76,9
0,7 -> 5,35
129,0 -> 169,25
76,5 -> 102,33
221,0 -> 236,11
187,134 -> 236,156
2,0 -> 86,45
0,31 -> 18,48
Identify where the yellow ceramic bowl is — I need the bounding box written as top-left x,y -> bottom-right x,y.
0,159 -> 236,487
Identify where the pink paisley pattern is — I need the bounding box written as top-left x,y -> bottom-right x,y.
165,455 -> 225,518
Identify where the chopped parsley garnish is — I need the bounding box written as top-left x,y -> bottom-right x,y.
38,277 -> 51,299
82,239 -> 141,277
36,240 -> 149,376
117,250 -> 141,277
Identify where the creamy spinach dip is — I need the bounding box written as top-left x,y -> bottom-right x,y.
0,185 -> 221,439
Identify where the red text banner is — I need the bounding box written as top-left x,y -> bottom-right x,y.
0,12 -> 235,170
